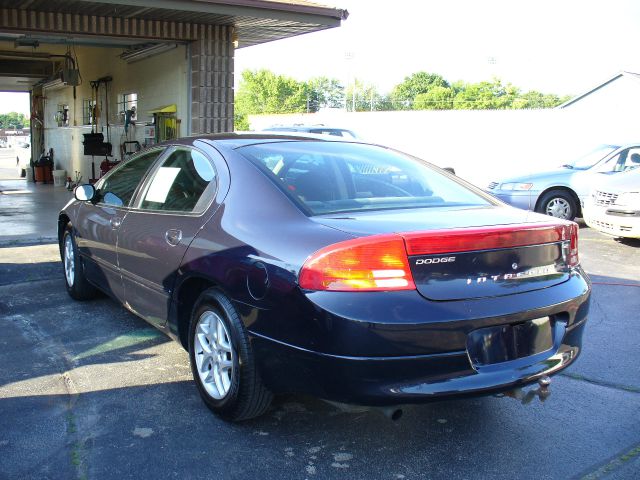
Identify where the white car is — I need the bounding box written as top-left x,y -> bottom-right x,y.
262,125 -> 360,139
583,168 -> 640,238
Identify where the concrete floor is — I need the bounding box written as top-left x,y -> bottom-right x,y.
0,179 -> 73,244
0,146 -> 75,244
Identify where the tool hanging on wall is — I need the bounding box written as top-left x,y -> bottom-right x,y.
82,76 -> 113,182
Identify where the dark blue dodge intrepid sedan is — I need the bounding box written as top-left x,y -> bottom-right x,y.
59,134 -> 590,421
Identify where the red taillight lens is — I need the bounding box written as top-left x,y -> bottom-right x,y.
402,222 -> 578,257
567,222 -> 580,267
299,234 -> 416,291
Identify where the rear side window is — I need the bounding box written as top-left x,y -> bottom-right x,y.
138,147 -> 216,213
238,141 -> 491,215
97,149 -> 163,207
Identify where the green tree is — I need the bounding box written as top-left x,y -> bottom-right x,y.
452,78 -> 520,110
517,91 -> 566,109
234,111 -> 250,131
346,79 -> 387,111
235,69 -> 308,129
390,72 -> 449,109
305,77 -> 345,111
413,86 -> 455,110
0,112 -> 30,129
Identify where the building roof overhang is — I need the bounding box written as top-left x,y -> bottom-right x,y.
0,0 -> 348,48
558,71 -> 640,109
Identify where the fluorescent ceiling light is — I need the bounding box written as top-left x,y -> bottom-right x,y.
42,77 -> 67,90
120,43 -> 177,64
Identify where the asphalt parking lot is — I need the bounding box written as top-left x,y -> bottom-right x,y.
1,212 -> 639,478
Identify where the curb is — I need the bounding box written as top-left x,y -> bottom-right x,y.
0,236 -> 58,247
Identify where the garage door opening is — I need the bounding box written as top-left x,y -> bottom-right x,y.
0,91 -> 32,182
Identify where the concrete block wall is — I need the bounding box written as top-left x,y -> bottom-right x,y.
190,24 -> 234,134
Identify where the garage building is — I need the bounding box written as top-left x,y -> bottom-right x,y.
0,0 -> 346,183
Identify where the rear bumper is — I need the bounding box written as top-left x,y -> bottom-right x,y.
251,317 -> 586,406
249,271 -> 590,406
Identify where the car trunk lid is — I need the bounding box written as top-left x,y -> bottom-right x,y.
308,207 -> 578,300
402,223 -> 576,301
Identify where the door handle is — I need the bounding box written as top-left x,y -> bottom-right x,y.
165,229 -> 183,246
110,216 -> 122,229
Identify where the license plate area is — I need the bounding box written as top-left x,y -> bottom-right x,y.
466,317 -> 553,367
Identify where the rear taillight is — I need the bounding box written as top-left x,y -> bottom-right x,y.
298,235 -> 415,291
567,223 -> 580,267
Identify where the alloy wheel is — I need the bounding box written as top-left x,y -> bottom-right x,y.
64,235 -> 75,287
194,310 -> 235,399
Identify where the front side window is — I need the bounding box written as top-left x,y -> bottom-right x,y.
239,141 -> 491,215
570,145 -> 618,170
97,149 -> 163,207
139,148 -> 216,213
595,148 -> 640,173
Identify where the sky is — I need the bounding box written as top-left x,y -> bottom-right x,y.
2,0 -> 639,115
0,92 -> 30,116
235,0 -> 640,96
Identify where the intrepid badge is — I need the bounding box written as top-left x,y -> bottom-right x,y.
466,264 -> 557,285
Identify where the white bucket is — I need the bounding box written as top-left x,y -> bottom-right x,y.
53,169 -> 67,187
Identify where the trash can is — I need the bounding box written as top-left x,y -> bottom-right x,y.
34,165 -> 45,183
53,169 -> 67,187
34,153 -> 54,183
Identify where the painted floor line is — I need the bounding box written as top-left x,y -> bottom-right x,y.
561,372 -> 640,394
577,442 -> 640,480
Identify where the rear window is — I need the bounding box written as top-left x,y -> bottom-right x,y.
237,141 -> 491,215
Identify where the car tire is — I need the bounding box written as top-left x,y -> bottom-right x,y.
188,288 -> 273,421
62,225 -> 98,300
536,190 -> 577,220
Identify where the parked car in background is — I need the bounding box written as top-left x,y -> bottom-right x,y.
583,167 -> 640,238
59,133 -> 590,421
486,144 -> 640,220
262,124 -> 359,139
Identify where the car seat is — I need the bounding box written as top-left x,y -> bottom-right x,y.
627,153 -> 640,171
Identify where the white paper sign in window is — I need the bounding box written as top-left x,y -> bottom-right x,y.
145,167 -> 180,203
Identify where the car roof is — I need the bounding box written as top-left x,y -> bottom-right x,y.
177,132 -> 359,150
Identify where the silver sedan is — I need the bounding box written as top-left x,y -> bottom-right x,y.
486,144 -> 640,220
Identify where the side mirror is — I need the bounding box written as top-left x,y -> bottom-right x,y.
442,167 -> 456,175
75,184 -> 96,202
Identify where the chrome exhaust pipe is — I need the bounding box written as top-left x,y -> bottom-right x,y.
498,376 -> 552,405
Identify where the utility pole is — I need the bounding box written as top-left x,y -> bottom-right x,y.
344,51 -> 355,112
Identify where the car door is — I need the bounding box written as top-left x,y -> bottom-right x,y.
117,145 -> 220,327
75,148 -> 164,299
